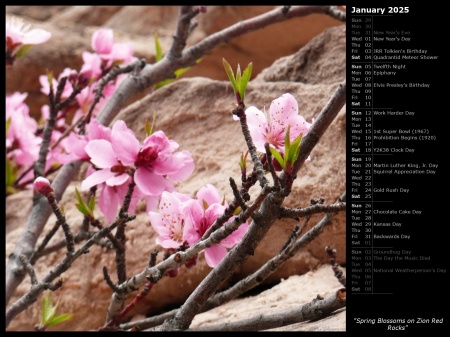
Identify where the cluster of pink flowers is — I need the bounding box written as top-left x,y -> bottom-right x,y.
7,18 -> 306,271
38,28 -> 136,133
81,120 -> 195,222
148,184 -> 249,268
6,26 -> 136,190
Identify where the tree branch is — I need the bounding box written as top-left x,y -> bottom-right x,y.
189,288 -> 346,331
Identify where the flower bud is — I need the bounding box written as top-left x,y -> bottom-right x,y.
34,176 -> 54,195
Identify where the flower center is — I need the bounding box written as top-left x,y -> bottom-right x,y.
265,126 -> 285,149
135,146 -> 158,169
197,217 -> 210,236
169,217 -> 184,243
110,162 -> 129,176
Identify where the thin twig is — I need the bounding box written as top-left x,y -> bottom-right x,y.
46,191 -> 75,255
326,246 -> 346,287
167,6 -> 196,61
279,202 -> 346,219
264,142 -> 280,188
30,220 -> 61,264
18,255 -> 38,285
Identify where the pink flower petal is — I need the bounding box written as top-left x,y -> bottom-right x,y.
134,167 -> 167,195
204,245 -> 228,267
181,199 -> 204,233
148,212 -> 171,237
85,139 -> 118,168
153,155 -> 181,175
99,184 -> 121,223
105,173 -> 130,187
269,93 -> 298,127
156,237 -> 183,249
196,184 -> 221,206
92,28 -> 113,54
22,28 -> 51,45
143,130 -> 171,152
81,168 -> 115,191
87,119 -> 111,141
111,120 -> 140,166
220,221 -> 249,248
204,203 -> 226,226
167,150 -> 195,181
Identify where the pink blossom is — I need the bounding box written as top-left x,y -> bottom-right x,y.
56,119 -> 111,164
81,119 -> 194,197
235,93 -> 312,154
79,51 -> 103,80
133,130 -> 195,195
91,28 -> 134,69
92,29 -> 114,54
148,191 -> 192,249
5,92 -> 28,118
182,184 -> 249,267
81,138 -> 130,190
6,16 -> 51,65
39,68 -> 78,100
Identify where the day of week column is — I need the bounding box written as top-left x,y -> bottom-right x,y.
349,13 -> 373,295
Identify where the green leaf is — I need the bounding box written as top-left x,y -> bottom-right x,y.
154,32 -> 163,62
145,112 -> 157,136
46,71 -> 54,89
15,44 -> 33,58
238,62 -> 252,102
284,124 -> 291,150
235,63 -> 242,84
6,117 -> 11,133
74,188 -> 90,216
290,132 -> 303,163
239,151 -> 248,169
174,66 -> 191,77
285,129 -> 303,166
269,147 -> 285,169
88,195 -> 95,213
222,58 -> 238,93
75,203 -> 89,216
46,313 -> 73,327
75,188 -> 84,205
39,292 -> 73,328
145,119 -> 151,136
41,294 -> 56,325
6,156 -> 17,189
